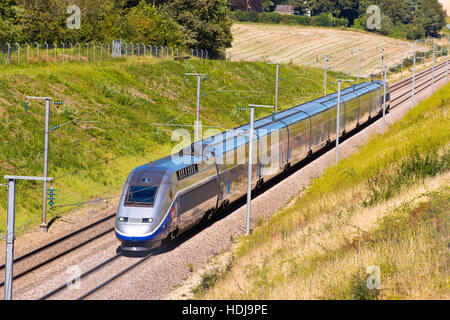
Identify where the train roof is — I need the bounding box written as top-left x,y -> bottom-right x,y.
143,80 -> 385,172
202,80 -> 385,155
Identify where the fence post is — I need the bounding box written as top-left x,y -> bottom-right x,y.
5,42 -> 10,64
16,42 -> 20,64
35,42 -> 39,62
44,42 -> 49,61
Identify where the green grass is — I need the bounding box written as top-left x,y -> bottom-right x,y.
0,57 -> 353,236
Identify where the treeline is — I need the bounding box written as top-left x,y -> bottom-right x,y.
231,11 -> 348,28
229,0 -> 447,38
0,0 -> 233,58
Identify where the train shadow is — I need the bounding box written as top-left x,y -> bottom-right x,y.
118,110 -> 387,258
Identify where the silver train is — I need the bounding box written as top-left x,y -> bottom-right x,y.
115,80 -> 390,251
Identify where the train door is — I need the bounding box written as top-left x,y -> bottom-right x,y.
279,123 -> 290,168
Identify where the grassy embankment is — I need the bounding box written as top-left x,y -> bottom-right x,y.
196,83 -> 450,300
0,57 -> 353,236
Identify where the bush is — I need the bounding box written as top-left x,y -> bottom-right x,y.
258,12 -> 283,24
311,13 -> 348,28
406,24 -> 426,40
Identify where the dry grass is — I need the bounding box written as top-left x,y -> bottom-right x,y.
201,173 -> 449,300
228,23 -> 443,78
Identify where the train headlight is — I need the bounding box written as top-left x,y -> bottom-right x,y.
142,218 -> 153,223
119,217 -> 128,222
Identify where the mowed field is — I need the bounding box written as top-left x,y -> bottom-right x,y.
228,23 -> 424,77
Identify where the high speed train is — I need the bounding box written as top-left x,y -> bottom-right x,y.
115,80 -> 390,251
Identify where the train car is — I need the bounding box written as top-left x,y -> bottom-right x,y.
115,80 -> 390,251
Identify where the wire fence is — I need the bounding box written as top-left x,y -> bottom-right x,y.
0,41 -> 210,65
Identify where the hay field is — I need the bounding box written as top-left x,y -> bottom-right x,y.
228,23 -> 424,77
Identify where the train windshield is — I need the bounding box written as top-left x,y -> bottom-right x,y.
125,186 -> 158,206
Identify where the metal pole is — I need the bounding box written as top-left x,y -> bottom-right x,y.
412,57 -> 416,110
401,43 -> 404,77
41,98 -> 50,231
382,66 -> 387,134
16,43 -> 20,64
3,175 -> 52,300
275,63 -> 279,113
195,75 -> 201,142
432,39 -> 435,92
324,55 -> 328,96
246,106 -> 254,236
424,38 -> 427,65
446,48 -> 449,83
357,49 -> 360,84
414,40 -> 417,58
335,80 -> 341,165
4,178 -> 16,300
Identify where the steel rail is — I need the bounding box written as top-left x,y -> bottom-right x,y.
77,253 -> 153,300
38,252 -> 122,300
0,227 -> 114,288
390,61 -> 447,91
0,213 -> 115,271
390,72 -> 448,109
390,68 -> 448,104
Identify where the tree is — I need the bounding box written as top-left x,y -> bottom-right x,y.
167,0 -> 233,58
250,0 -> 263,12
124,0 -> 183,46
232,0 -> 263,12
416,0 -> 446,36
0,0 -> 21,42
262,0 -> 274,11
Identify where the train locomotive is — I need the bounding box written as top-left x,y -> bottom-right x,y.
115,80 -> 390,251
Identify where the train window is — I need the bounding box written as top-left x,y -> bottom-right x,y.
125,186 -> 158,206
176,164 -> 199,181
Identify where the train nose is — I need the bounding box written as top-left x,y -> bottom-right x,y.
115,206 -> 160,241
116,222 -> 154,238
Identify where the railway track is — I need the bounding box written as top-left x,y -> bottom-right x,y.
3,61 -> 447,300
390,63 -> 448,108
389,61 -> 447,92
0,213 -> 115,294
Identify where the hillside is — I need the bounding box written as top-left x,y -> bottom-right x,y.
228,23 -> 426,77
193,83 -> 450,300
0,57 -> 354,236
